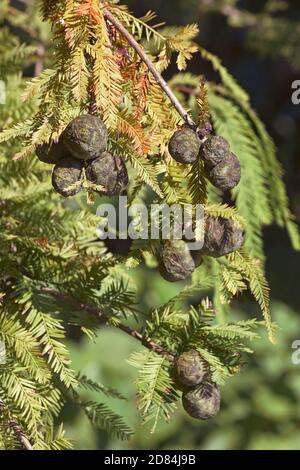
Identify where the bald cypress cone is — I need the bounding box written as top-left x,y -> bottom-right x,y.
200,136 -> 230,169
175,350 -> 208,387
86,151 -> 128,196
169,128 -> 201,164
36,139 -> 67,164
159,240 -> 196,282
207,152 -> 241,191
63,114 -> 108,161
222,218 -> 245,256
202,215 -> 244,258
190,250 -> 203,268
104,237 -> 133,256
52,156 -> 83,197
182,382 -> 221,420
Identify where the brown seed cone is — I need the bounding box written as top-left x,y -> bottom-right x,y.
200,136 -> 230,169
159,240 -> 196,283
36,139 -> 67,165
63,114 -> 108,161
86,151 -> 128,196
221,218 -> 245,256
182,382 -> 221,420
175,350 -> 208,387
169,128 -> 201,164
104,237 -> 133,256
190,250 -> 204,268
202,215 -> 244,258
52,156 -> 83,197
207,152 -> 241,191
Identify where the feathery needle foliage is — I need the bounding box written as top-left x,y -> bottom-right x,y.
0,0 -> 298,449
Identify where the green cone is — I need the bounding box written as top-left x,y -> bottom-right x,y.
159,240 -> 196,282
202,215 -> 244,258
175,350 -> 207,387
52,156 -> 83,197
182,382 -> 221,420
207,152 -> 241,191
63,114 -> 108,161
169,128 -> 201,164
200,135 -> 230,169
86,151 -> 128,195
36,139 -> 67,165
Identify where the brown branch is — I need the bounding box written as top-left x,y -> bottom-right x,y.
39,288 -> 175,363
102,8 -> 197,130
0,400 -> 33,451
172,84 -> 214,138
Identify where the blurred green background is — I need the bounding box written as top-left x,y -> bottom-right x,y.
6,0 -> 300,449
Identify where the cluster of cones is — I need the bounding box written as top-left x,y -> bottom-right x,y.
36,115 -> 128,197
159,128 -> 244,283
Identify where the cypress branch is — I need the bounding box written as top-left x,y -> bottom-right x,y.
103,8 -> 197,129
39,288 -> 176,362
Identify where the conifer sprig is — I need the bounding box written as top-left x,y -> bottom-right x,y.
0,399 -> 33,451
103,8 -> 197,129
39,287 -> 176,362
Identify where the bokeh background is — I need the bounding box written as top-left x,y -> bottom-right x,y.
6,0 -> 300,450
